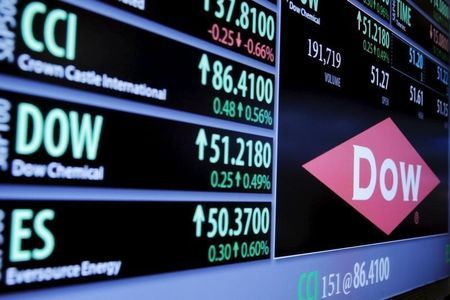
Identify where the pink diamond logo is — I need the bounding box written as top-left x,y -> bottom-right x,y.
303,118 -> 440,235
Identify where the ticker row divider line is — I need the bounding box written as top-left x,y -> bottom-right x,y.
0,184 -> 273,203
270,0 -> 282,260
62,0 -> 276,75
274,233 -> 449,260
254,0 -> 277,12
391,66 -> 448,98
0,74 -> 274,138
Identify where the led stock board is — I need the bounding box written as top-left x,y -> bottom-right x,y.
0,0 -> 448,299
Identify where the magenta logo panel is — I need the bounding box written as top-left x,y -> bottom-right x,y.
303,118 -> 440,234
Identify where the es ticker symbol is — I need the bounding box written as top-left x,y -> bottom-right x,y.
10,209 -> 56,262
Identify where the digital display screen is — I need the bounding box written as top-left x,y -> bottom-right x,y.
0,0 -> 448,299
276,0 -> 448,257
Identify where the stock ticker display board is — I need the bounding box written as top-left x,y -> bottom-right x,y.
0,0 -> 448,299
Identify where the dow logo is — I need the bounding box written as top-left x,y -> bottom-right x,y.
21,1 -> 78,60
303,118 -> 439,234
